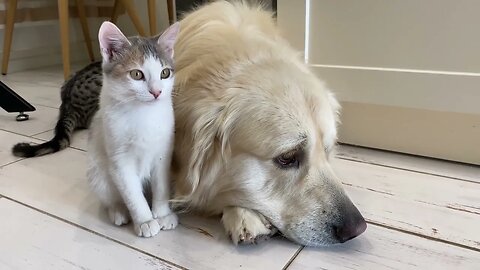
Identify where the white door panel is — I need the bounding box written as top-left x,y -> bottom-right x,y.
308,0 -> 480,72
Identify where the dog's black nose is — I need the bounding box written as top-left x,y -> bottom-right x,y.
334,217 -> 367,243
333,202 -> 367,243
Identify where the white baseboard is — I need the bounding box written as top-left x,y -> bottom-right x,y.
338,101 -> 480,165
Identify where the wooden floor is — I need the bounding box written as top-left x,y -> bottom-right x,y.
0,66 -> 479,269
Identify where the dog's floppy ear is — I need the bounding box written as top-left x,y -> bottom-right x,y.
179,102 -> 236,201
322,91 -> 340,155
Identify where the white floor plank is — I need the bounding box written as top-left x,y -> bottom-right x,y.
337,145 -> 480,183
0,198 -> 179,270
34,129 -> 88,151
0,105 -> 58,136
1,69 -> 63,89
0,130 -> 42,167
332,158 -> 480,249
288,224 -> 480,270
0,148 -> 300,270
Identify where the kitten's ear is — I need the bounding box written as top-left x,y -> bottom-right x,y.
157,22 -> 180,58
98,21 -> 131,62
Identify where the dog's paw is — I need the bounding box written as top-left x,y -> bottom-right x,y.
107,206 -> 130,226
156,213 -> 178,230
134,219 -> 160,238
222,207 -> 276,245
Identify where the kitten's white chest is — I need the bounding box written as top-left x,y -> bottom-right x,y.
104,102 -> 174,168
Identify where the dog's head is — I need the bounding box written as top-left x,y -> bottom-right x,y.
174,61 -> 366,246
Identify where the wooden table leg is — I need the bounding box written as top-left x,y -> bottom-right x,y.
75,0 -> 94,62
111,0 -> 122,24
58,0 -> 70,79
167,0 -> 176,24
2,0 -> 18,75
119,0 -> 146,36
147,0 -> 157,35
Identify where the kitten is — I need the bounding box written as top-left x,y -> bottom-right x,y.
12,62 -> 102,157
87,21 -> 179,237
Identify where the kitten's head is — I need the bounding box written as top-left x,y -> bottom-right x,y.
98,22 -> 179,103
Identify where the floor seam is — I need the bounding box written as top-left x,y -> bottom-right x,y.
282,246 -> 304,270
0,158 -> 26,168
0,127 -> 58,140
69,146 -> 86,152
366,220 -> 480,253
1,128 -> 86,152
1,195 -> 189,270
29,131 -> 87,152
31,103 -> 60,110
30,129 -> 54,137
0,128 -> 40,138
337,156 -> 480,185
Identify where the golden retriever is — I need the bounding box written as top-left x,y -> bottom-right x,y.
172,1 -> 367,246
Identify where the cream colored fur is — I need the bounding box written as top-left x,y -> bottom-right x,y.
172,1 -> 363,246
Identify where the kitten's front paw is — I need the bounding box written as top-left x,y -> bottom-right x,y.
108,206 -> 130,226
156,213 -> 178,230
134,219 -> 160,237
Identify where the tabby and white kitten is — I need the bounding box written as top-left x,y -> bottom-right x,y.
87,21 -> 179,237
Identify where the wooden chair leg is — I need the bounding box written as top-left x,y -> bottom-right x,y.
147,0 -> 156,35
167,0 -> 176,24
118,0 -> 146,36
2,0 -> 18,75
111,0 -> 122,23
58,0 -> 70,79
75,0 -> 94,62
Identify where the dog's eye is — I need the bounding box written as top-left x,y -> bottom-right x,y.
275,152 -> 299,169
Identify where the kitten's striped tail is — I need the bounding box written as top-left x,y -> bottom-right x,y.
12,111 -> 77,158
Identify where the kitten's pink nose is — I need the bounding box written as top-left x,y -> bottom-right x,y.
149,90 -> 161,99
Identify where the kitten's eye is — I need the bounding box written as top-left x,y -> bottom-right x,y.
275,152 -> 300,169
160,68 -> 171,79
129,69 -> 144,80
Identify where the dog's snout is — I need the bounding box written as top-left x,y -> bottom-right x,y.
333,202 -> 367,243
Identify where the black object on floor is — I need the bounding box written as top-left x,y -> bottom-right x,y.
0,80 -> 35,121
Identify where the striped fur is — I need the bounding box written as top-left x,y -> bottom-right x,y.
12,61 -> 102,157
